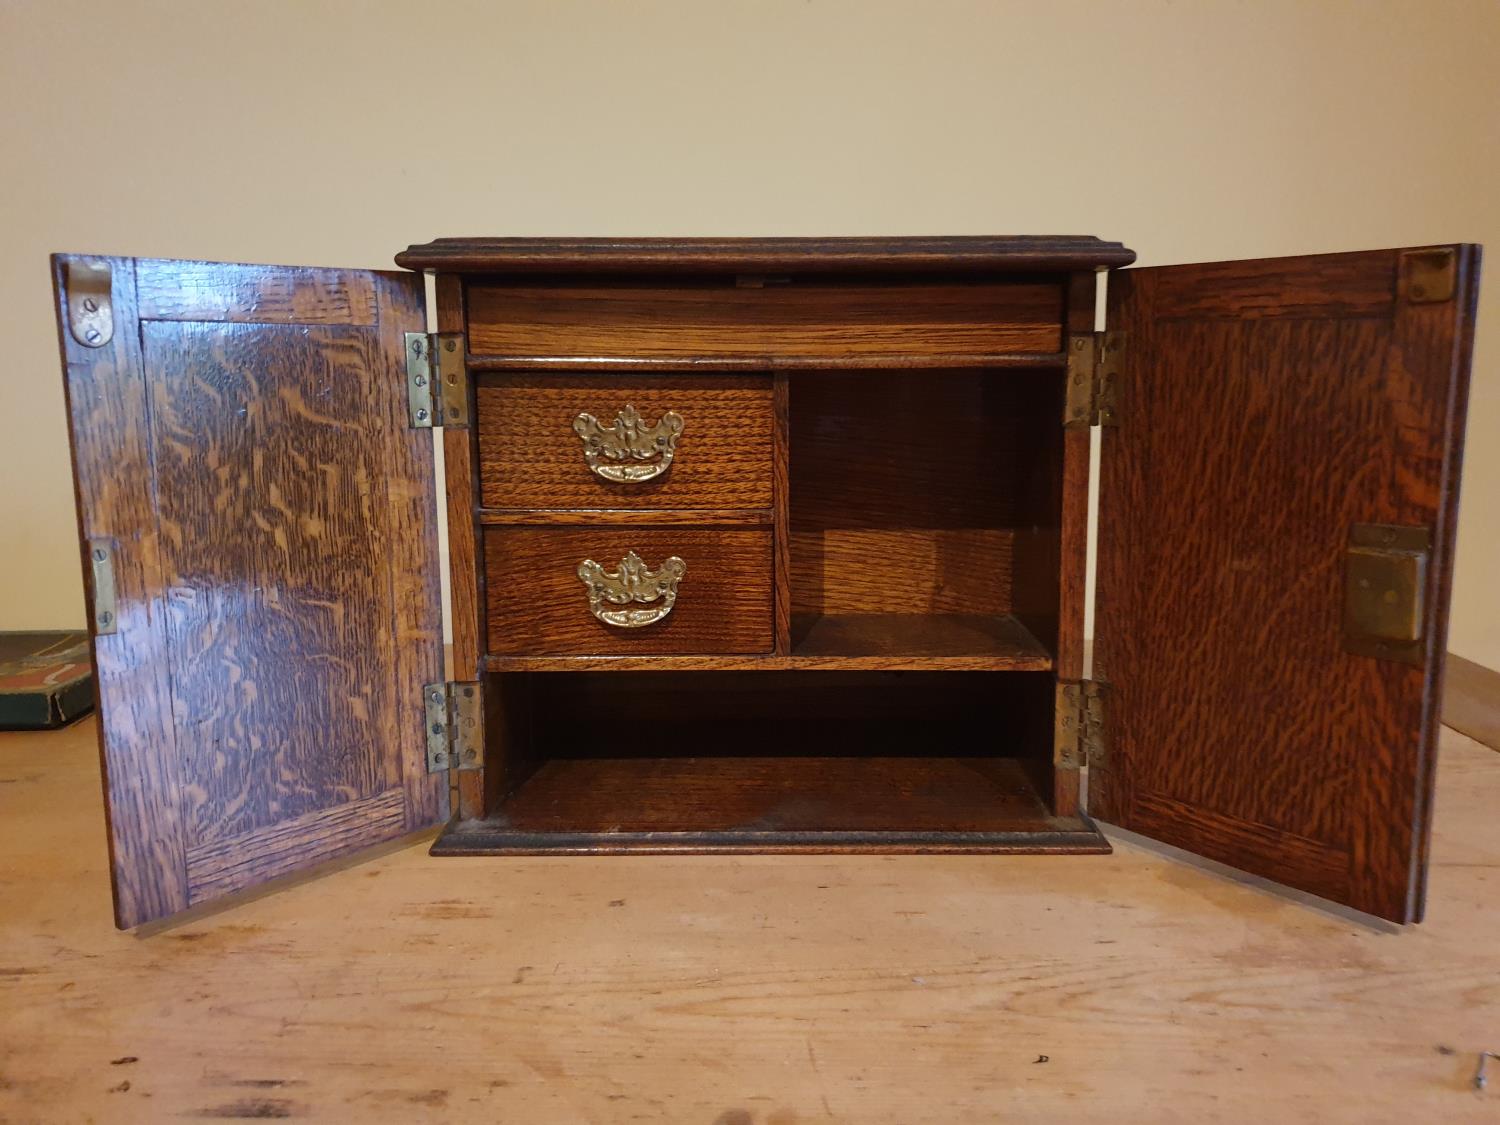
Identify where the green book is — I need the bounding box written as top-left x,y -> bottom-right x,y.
0,631 -> 94,730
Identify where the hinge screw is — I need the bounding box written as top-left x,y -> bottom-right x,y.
416,408 -> 429,423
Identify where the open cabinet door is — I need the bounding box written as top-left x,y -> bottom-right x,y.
1093,246 -> 1479,923
52,256 -> 447,928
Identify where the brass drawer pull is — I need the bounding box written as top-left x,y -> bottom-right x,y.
577,551 -> 686,628
572,405 -> 684,482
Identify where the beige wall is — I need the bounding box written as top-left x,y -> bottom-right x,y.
2,0 -> 1497,665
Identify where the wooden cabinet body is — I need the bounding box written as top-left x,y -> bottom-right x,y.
50,237 -> 1481,928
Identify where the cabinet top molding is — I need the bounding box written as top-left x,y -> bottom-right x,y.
394,235 -> 1137,274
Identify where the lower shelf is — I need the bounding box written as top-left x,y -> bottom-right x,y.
482,613 -> 1054,672
432,755 -> 1109,855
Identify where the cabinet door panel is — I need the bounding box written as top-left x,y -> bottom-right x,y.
53,256 -> 446,928
1095,246 -> 1479,923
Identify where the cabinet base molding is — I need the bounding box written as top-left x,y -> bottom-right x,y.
431,824 -> 1112,857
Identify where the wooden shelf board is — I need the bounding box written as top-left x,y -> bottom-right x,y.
477,507 -> 773,527
467,352 -> 1068,372
432,755 -> 1106,853
482,612 -> 1054,673
790,612 -> 1050,662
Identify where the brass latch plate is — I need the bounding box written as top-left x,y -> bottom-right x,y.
423,681 -> 484,773
1344,523 -> 1430,665
87,538 -> 117,636
405,332 -> 468,429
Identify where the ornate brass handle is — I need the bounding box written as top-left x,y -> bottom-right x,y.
572,405 -> 684,483
576,551 -> 686,628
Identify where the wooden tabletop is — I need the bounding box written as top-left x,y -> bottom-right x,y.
1,715 -> 1497,1123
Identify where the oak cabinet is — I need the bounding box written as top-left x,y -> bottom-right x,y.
50,236 -> 1480,928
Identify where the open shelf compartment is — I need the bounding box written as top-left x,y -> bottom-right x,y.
785,368 -> 1065,666
435,670 -> 1105,854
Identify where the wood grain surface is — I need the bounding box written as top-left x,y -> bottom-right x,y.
396,234 -> 1137,273
1051,272 -> 1097,816
484,527 -> 773,655
52,256 -> 447,928
442,668 -> 1080,851
465,281 -> 1065,359
475,373 -> 773,509
134,258 -> 378,325
437,273 -> 489,821
773,373 -> 793,654
477,507 -> 773,527
789,370 -> 1061,628
465,351 -> 1070,372
789,612 -> 1050,664
481,642 -> 1053,673
459,756 -> 1074,835
1094,246 -> 1480,924
3,715 -> 1498,1123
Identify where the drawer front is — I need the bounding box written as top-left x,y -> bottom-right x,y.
485,528 -> 773,655
465,281 -> 1065,359
476,375 -> 773,510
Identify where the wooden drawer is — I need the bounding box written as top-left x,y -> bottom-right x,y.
465,280 -> 1065,359
475,375 -> 773,511
484,528 -> 773,655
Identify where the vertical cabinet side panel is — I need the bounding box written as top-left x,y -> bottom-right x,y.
436,274 -> 488,820
1054,270 -> 1097,816
375,272 -> 449,830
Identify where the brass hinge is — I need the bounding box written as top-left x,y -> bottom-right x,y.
1054,679 -> 1109,771
1063,331 -> 1122,428
423,680 -> 484,773
405,332 -> 469,429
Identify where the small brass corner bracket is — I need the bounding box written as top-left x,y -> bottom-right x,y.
1401,247 -> 1457,304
